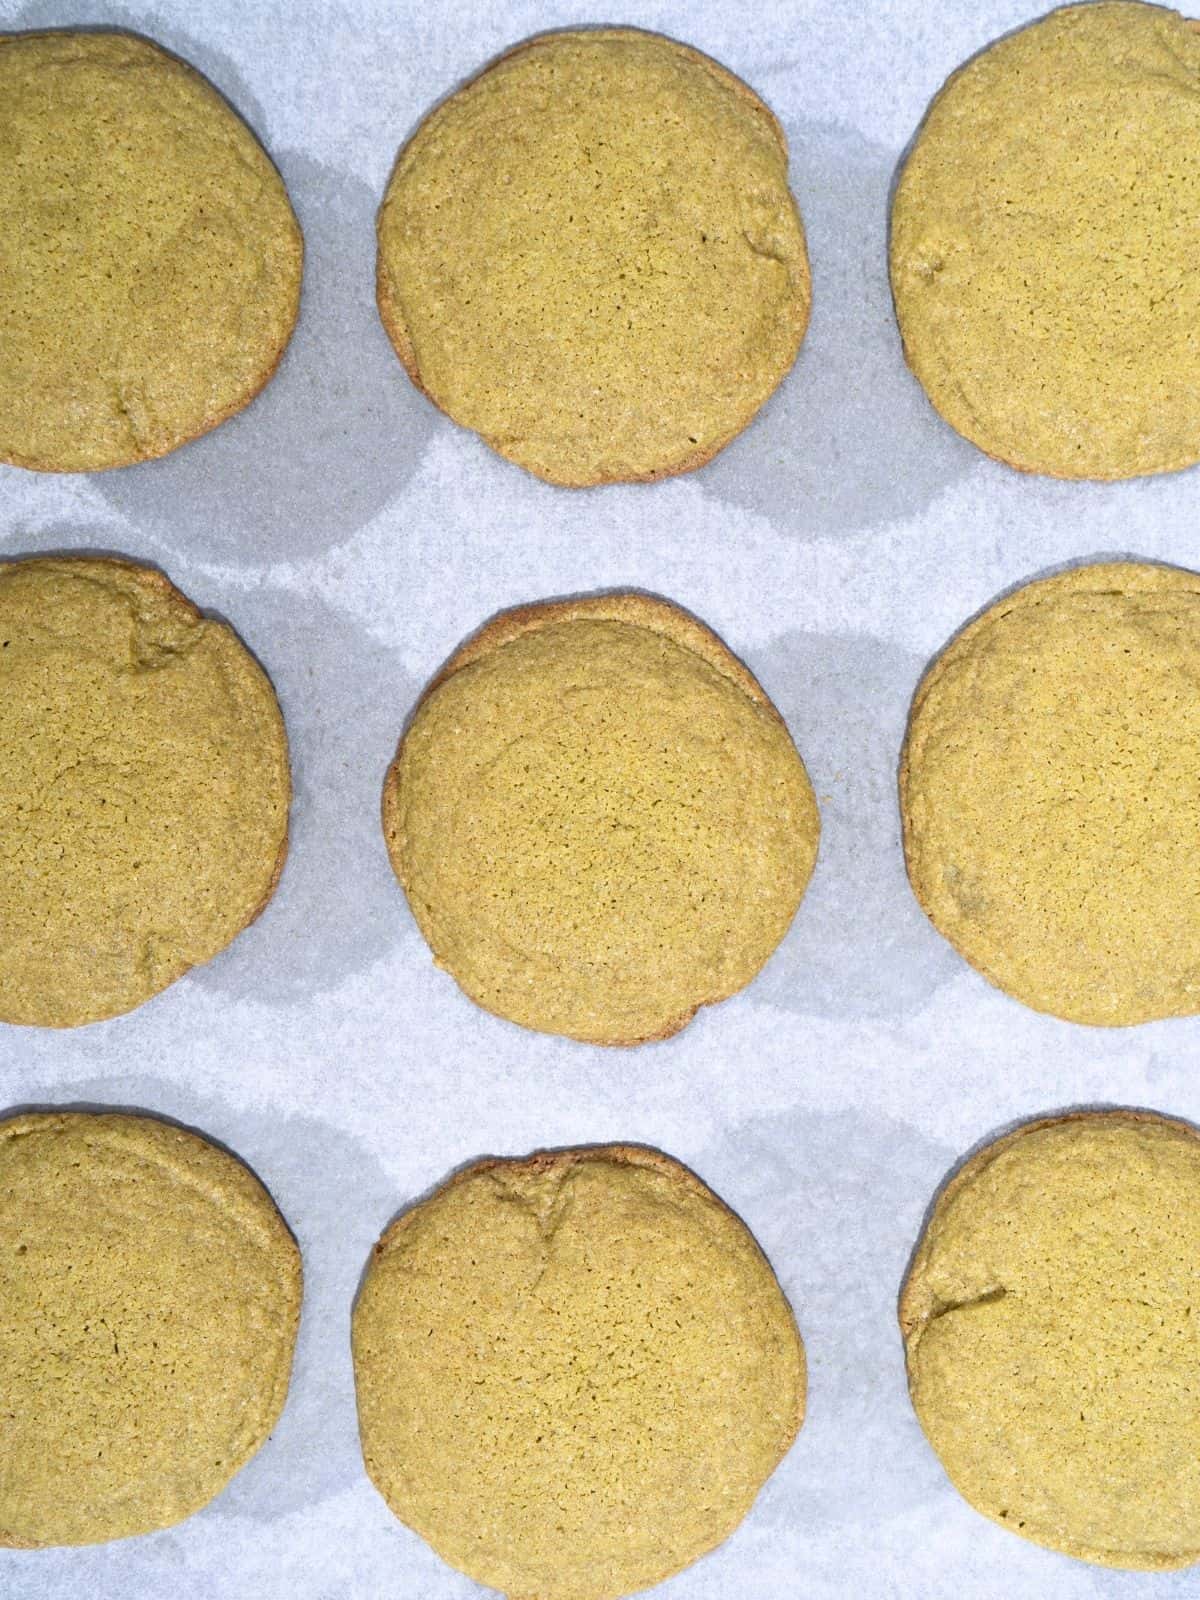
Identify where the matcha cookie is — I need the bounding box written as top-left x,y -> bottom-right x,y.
891,2 -> 1200,479
353,1144 -> 804,1600
0,1110 -> 302,1546
0,556 -> 290,1026
0,30 -> 302,472
383,594 -> 819,1043
901,1110 -> 1200,1569
376,28 -> 809,485
900,561 -> 1200,1025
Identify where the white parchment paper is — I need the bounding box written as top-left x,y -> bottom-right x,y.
1,2 -> 1198,1596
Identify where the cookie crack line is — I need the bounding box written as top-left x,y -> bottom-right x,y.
111,381 -> 149,453
904,1283 -> 1012,1352
924,1283 -> 1009,1326
129,621 -> 205,673
487,1164 -> 579,1294
741,228 -> 790,264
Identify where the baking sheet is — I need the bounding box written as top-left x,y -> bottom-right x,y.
2,1 -> 1199,1596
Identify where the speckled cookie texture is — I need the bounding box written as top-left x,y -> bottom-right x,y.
901,1110 -> 1200,1569
0,556 -> 290,1026
0,29 -> 302,472
890,1 -> 1200,479
383,593 -> 820,1044
353,1144 -> 805,1600
376,27 -> 810,486
0,1110 -> 302,1546
900,561 -> 1200,1025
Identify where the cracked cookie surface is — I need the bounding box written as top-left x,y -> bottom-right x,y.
0,556 -> 290,1026
900,1111 -> 1200,1568
352,1144 -> 804,1600
0,29 -> 302,472
900,560 -> 1200,1025
383,593 -> 820,1044
376,27 -> 809,485
0,1110 -> 302,1546
890,1 -> 1200,479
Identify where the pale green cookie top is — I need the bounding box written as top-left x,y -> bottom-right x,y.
901,561 -> 1200,1025
378,28 -> 809,485
0,29 -> 302,471
0,1110 -> 302,1547
902,1111 -> 1200,1568
384,593 -> 819,1044
354,1144 -> 804,1599
891,2 -> 1200,478
0,556 -> 290,1026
